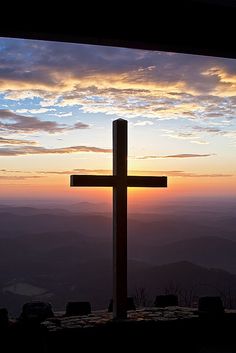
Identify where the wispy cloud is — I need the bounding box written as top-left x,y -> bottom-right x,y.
0,137 -> 37,145
163,131 -> 197,140
0,145 -> 111,156
162,129 -> 209,144
163,124 -> 236,145
136,153 -> 214,159
73,122 -> 90,129
133,120 -> 154,126
192,125 -> 236,140
50,112 -> 73,117
0,110 -> 89,134
37,168 -> 113,175
193,126 -> 223,133
15,108 -> 56,114
35,168 -> 233,178
190,140 -> 210,145
0,169 -> 30,173
0,175 -> 43,180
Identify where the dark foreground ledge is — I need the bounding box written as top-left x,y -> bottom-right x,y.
43,306 -> 198,331
3,307 -> 236,352
42,307 -> 236,352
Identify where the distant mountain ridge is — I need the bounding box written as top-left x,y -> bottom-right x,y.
0,203 -> 236,315
2,259 -> 236,316
0,204 -> 235,245
0,205 -> 236,272
148,236 -> 236,274
130,260 -> 236,297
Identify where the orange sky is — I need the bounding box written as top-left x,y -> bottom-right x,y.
1,174 -> 235,203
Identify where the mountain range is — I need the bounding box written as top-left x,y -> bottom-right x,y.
0,201 -> 235,316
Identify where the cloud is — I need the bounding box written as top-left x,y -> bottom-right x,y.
0,145 -> 111,156
164,171 -> 233,177
1,38 -> 236,123
56,87 -> 203,119
0,169 -> 29,173
36,168 -> 233,178
180,173 -> 233,177
0,109 -> 66,133
136,153 -> 214,159
38,168 -> 113,175
0,110 -> 89,133
16,108 -> 72,117
0,175 -> 43,180
4,91 -> 42,100
133,120 -> 154,126
193,126 -> 222,133
73,122 -> 90,129
192,126 -> 236,139
205,112 -> 223,118
0,137 -> 37,145
162,129 -> 214,144
164,124 -> 236,145
163,131 -> 198,140
190,140 -> 210,145
51,112 -> 72,117
40,98 -> 60,107
16,108 -> 56,114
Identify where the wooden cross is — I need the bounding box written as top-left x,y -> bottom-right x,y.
70,118 -> 167,319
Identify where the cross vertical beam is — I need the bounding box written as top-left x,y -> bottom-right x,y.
113,119 -> 127,319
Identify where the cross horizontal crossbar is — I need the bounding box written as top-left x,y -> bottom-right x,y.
70,175 -> 114,187
127,176 -> 167,187
70,175 -> 167,187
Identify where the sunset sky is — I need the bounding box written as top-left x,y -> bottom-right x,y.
0,37 -> 235,203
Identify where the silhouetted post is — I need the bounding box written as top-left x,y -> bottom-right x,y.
113,119 -> 127,319
70,118 -> 167,319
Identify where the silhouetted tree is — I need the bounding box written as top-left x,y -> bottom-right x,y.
180,287 -> 198,307
133,287 -> 150,307
164,282 -> 197,307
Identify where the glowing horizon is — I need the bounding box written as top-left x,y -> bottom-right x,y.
0,37 -> 235,203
